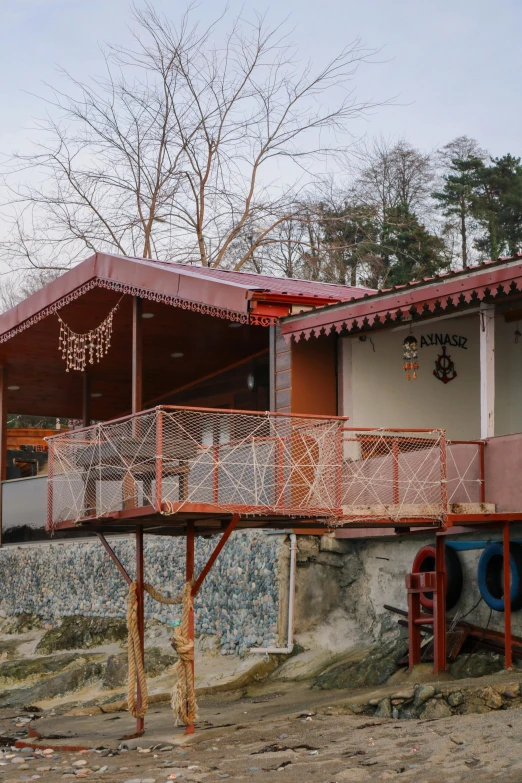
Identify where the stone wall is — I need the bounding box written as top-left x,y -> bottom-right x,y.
0,532 -> 281,656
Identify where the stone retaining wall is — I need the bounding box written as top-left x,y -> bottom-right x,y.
0,532 -> 281,655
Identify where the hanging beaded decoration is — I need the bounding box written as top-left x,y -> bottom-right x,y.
403,334 -> 419,380
57,298 -> 122,372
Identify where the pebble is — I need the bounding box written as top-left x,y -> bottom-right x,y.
0,533 -> 279,655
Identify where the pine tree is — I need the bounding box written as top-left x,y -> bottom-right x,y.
472,155 -> 522,259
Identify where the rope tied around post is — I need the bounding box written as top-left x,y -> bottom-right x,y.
125,580 -> 196,725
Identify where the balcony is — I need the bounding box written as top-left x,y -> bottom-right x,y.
46,406 -> 488,534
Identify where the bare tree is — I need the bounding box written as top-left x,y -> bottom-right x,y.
1,4 -> 382,275
354,137 -> 434,217
0,269 -> 60,313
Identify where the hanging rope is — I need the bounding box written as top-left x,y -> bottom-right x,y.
125,580 -> 196,725
126,582 -> 149,719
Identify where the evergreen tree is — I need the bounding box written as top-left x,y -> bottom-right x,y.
377,206 -> 448,287
433,136 -> 486,268
472,155 -> 522,259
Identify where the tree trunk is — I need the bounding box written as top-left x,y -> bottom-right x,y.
460,201 -> 468,269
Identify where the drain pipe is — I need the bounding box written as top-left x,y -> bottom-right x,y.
250,532 -> 297,655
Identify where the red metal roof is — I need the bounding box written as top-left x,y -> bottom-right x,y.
150,258 -> 372,301
0,252 -> 373,343
281,255 -> 522,341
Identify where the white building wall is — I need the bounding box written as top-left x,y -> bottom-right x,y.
340,313 -> 481,440
494,314 -> 522,437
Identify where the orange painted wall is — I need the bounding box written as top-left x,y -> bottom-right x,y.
291,335 -> 337,415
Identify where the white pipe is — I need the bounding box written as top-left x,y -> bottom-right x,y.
250,533 -> 296,654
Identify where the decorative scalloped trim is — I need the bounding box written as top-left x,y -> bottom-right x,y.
290,279 -> 522,342
0,277 -> 253,344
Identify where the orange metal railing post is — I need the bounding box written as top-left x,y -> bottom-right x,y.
213,444 -> 219,505
155,408 -> 163,513
393,438 -> 399,505
439,433 -> 448,524
504,522 -> 513,669
479,441 -> 486,503
47,441 -> 54,532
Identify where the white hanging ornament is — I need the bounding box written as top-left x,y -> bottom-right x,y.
57,299 -> 122,372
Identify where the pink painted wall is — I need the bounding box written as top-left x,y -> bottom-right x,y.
485,433 -> 522,512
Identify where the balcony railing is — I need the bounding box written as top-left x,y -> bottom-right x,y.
46,406 -> 483,531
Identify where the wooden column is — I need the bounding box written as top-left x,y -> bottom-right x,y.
480,303 -> 495,439
82,373 -> 91,428
135,527 -> 145,734
132,296 -> 143,415
0,367 -> 7,548
185,521 -> 195,735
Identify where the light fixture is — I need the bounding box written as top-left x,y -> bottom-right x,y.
171,352 -> 184,358
142,313 -> 155,319
247,372 -> 256,391
91,392 -> 103,398
8,385 -> 20,391
229,322 -> 242,329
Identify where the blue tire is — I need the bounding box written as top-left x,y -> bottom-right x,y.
477,542 -> 522,612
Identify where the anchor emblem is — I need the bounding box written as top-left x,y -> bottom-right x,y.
433,345 -> 457,384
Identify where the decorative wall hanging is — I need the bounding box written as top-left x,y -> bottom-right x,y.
433,345 -> 457,384
58,298 -> 122,372
403,334 -> 419,380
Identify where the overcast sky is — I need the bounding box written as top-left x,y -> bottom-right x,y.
1,0 -> 519,161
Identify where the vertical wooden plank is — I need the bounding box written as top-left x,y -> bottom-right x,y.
132,296 -> 143,415
0,367 -> 6,547
269,325 -> 276,413
337,337 -> 352,420
480,304 -> 495,439
504,522 -> 513,669
82,373 -> 91,428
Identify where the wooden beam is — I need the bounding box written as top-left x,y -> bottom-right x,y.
0,367 -> 6,547
192,514 -> 240,596
97,533 -> 132,585
132,296 -> 143,414
480,303 -> 495,439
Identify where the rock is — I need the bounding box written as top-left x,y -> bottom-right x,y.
447,691 -> 464,707
0,653 -> 91,685
450,652 -> 503,679
413,685 -> 436,707
0,660 -> 104,708
391,688 -> 414,700
144,647 -> 176,677
319,535 -> 351,554
102,655 -> 127,690
36,617 -> 127,654
315,552 -> 345,569
374,698 -> 392,718
418,698 -> 451,720
65,706 -> 103,716
314,639 -> 408,690
479,686 -> 502,710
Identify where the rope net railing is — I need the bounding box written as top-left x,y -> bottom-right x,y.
46,407 -> 481,531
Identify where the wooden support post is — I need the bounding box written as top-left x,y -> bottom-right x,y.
132,296 -> 143,415
0,367 -> 7,548
504,522 -> 513,669
82,372 -> 91,428
433,535 -> 447,674
97,533 -> 132,585
185,521 -> 195,736
135,527 -> 145,735
480,303 -> 495,439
